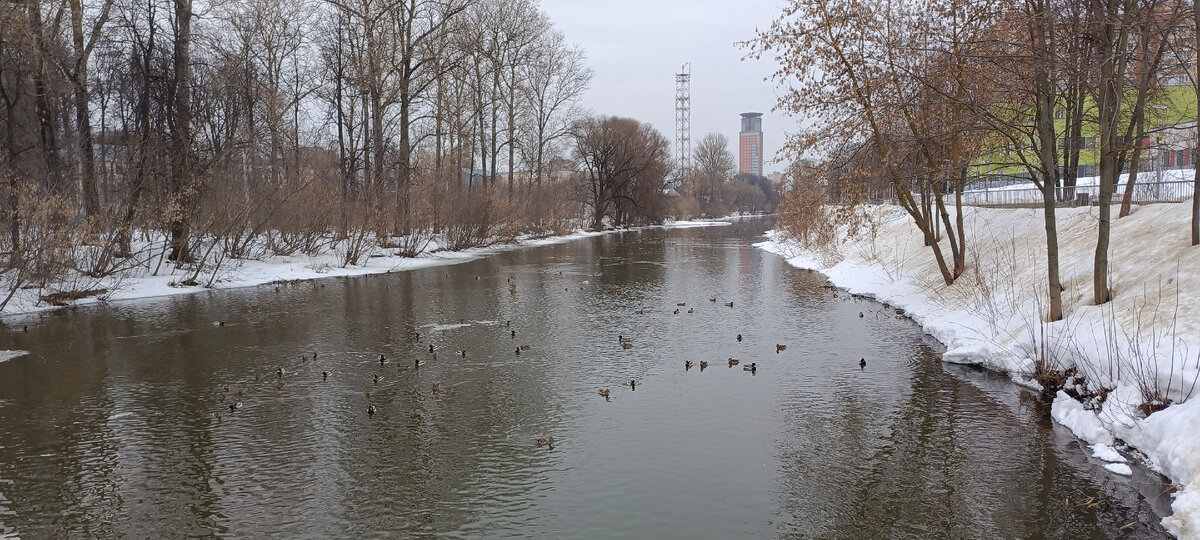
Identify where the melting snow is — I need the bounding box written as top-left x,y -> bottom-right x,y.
758,190 -> 1200,539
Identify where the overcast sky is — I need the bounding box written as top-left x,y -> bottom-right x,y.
538,0 -> 792,174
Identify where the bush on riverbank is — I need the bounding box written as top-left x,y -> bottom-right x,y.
0,179 -> 592,312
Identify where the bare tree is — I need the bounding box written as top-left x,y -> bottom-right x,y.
572,115 -> 672,229
519,29 -> 590,188
692,132 -> 734,205
750,0 -> 978,286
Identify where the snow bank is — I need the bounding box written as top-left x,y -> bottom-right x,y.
0,350 -> 28,363
758,200 -> 1200,538
1052,391 -> 1115,447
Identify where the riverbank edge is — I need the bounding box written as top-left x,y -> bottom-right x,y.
755,203 -> 1199,540
1,219 -> 735,320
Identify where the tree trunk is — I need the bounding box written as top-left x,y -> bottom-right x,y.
397,80 -> 412,233
2,89 -> 20,261
168,0 -> 194,264
1092,0 -> 1130,305
1193,0 -> 1199,245
1036,15 -> 1064,320
27,2 -> 64,195
68,0 -> 101,217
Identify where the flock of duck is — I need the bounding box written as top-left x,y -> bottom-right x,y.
207,278 -> 876,450
208,322 -> 520,423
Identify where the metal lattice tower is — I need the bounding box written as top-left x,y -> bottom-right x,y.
675,63 -> 691,188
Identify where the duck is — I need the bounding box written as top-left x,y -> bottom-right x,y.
709,297 -> 717,303
427,352 -> 437,360
429,344 -> 435,354
858,312 -> 864,318
228,401 -> 242,412
629,379 -> 637,390
212,321 -> 225,327
515,347 -> 521,355
415,359 -> 426,368
322,371 -> 330,381
621,342 -> 633,349
379,354 -> 386,365
367,405 -> 377,417
673,309 -> 680,315
396,365 -> 409,372
598,388 -> 611,398
536,437 -> 555,447
744,362 -> 757,373
511,330 -> 517,338
458,350 -> 467,358
374,374 -> 380,385
699,361 -> 709,371
212,411 -> 223,421
619,335 -> 632,343
520,345 -> 531,351
677,302 -> 686,307
728,358 -> 740,367
634,309 -> 644,315
277,367 -> 285,377
313,351 -> 318,360
364,389 -> 372,398
218,394 -> 227,403
276,381 -> 287,390
432,383 -> 441,393
776,344 -> 787,353
687,308 -> 693,313
236,388 -> 244,396
860,358 -> 867,369
255,372 -> 262,381
736,334 -> 743,342
725,301 -> 734,307
685,360 -> 694,370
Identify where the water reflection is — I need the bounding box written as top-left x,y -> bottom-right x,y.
0,219 -> 1169,537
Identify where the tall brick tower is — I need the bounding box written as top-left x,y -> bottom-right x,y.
739,113 -> 763,177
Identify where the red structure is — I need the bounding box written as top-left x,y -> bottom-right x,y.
739,113 -> 763,177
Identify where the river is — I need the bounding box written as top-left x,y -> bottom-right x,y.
0,218 -> 1171,538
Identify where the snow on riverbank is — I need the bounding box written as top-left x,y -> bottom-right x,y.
757,201 -> 1200,538
1,220 -> 731,318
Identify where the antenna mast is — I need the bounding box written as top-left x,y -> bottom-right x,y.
675,63 -> 691,190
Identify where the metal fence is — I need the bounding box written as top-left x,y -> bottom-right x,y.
959,179 -> 1195,207
868,178 -> 1195,208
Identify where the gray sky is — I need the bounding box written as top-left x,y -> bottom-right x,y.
538,0 -> 792,174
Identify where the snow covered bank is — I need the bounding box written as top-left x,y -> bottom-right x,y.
1,220 -> 731,318
757,201 -> 1200,538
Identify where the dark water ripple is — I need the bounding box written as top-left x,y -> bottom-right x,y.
0,219 -> 1172,538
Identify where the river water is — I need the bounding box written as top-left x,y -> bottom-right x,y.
0,218 -> 1171,538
